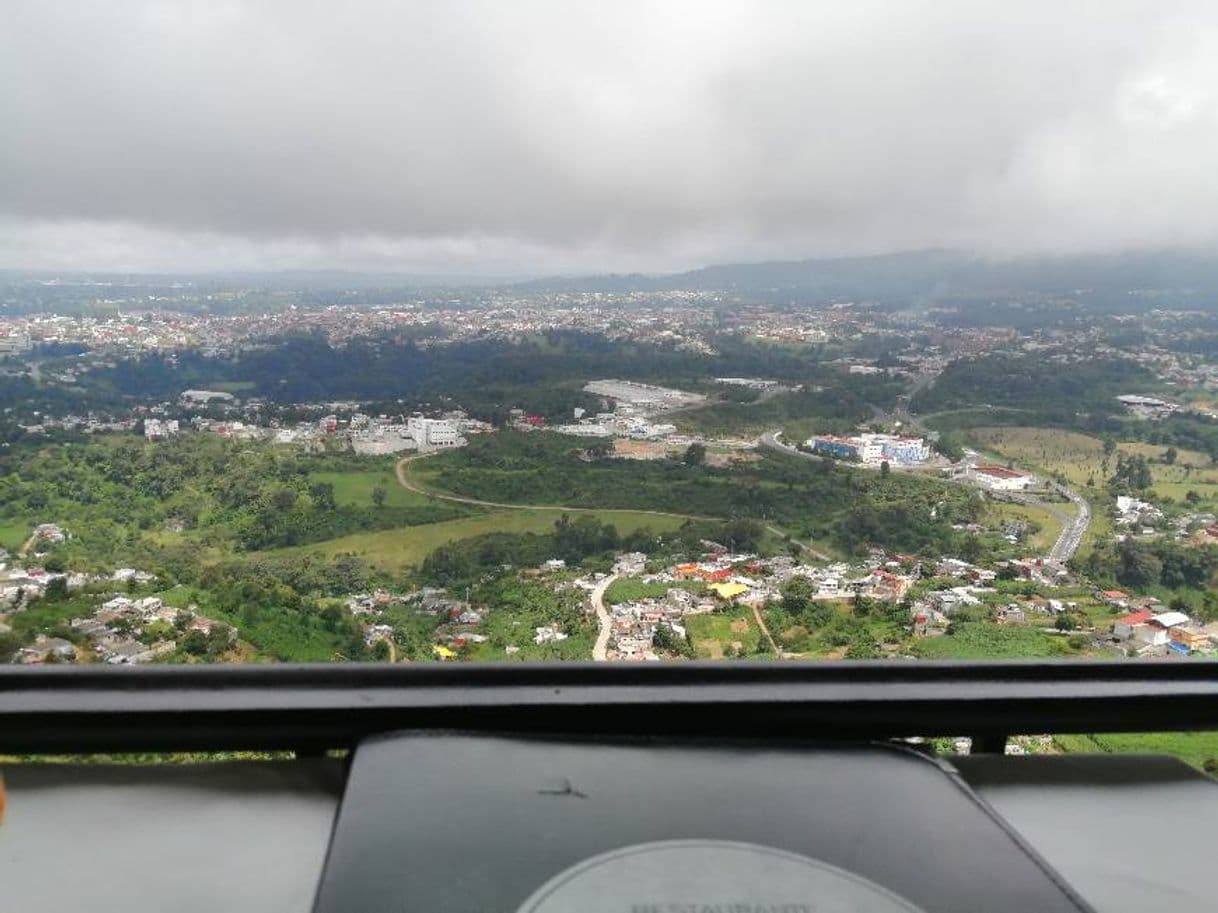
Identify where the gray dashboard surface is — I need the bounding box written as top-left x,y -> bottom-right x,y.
956,753 -> 1218,913
315,733 -> 1092,913
4,746 -> 1212,913
0,760 -> 342,913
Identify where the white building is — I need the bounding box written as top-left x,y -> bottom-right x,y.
716,378 -> 779,390
969,464 -> 1036,491
144,419 -> 180,440
1116,394 -> 1179,419
551,423 -> 613,437
806,432 -> 929,466
180,390 -> 236,406
881,437 -> 931,465
857,438 -> 885,463
407,417 -> 463,450
0,332 -> 32,356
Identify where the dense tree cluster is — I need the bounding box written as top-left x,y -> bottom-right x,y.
913,353 -> 1158,430
1108,453 -> 1153,493
1078,539 -> 1218,617
0,437 -> 466,567
424,432 -> 978,557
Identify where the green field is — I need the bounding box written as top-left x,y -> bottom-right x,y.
207,381 -> 258,394
685,606 -> 762,658
309,469 -> 440,509
920,407 -> 1039,432
603,577 -> 706,605
910,623 -> 1079,659
271,509 -> 688,572
983,500 -> 1065,553
0,521 -> 29,552
969,426 -> 1217,499
1054,732 -> 1218,771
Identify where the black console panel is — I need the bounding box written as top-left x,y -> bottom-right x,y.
315,733 -> 1092,913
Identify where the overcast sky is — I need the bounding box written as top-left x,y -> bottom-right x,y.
5,1 -> 1218,274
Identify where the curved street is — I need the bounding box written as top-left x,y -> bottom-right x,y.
396,453 -> 829,562
395,454 -> 719,522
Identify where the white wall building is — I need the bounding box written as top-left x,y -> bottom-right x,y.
969,465 -> 1036,491
144,419 -> 180,440
180,390 -> 236,406
407,417 -> 463,450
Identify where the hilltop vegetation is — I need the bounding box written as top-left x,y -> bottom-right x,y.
418,430 -> 983,557
913,353 -> 1159,430
36,331 -> 895,429
0,436 -> 470,571
674,375 -> 902,438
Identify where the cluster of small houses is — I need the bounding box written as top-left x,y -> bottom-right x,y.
593,545 -> 1171,660
596,547 -> 923,661
1113,495 -> 1218,548
14,595 -> 234,665
346,572 -> 586,660
346,586 -> 549,659
8,523 -> 1218,665
2,547 -> 157,612
1104,591 -> 1218,657
142,399 -> 485,455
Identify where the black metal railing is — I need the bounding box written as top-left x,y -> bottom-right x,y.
3,659 -> 1218,753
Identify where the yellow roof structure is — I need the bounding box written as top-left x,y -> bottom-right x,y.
432,645 -> 457,659
709,582 -> 749,600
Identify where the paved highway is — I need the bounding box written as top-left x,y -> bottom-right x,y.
1046,481 -> 1091,563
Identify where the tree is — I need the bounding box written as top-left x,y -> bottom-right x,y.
0,630 -> 20,662
181,629 -> 208,656
309,482 -> 337,511
1116,540 -> 1163,588
961,534 -> 983,563
1111,453 -> 1153,492
780,577 -> 814,615
852,592 -> 873,618
883,596 -> 914,627
371,485 -> 387,508
879,460 -> 890,477
720,518 -> 763,553
1102,437 -> 1117,457
933,434 -> 965,463
44,576 -> 68,601
682,443 -> 707,467
1164,447 -> 1178,466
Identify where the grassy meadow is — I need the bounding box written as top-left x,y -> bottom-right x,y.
269,508 -> 688,572
968,426 -> 1217,500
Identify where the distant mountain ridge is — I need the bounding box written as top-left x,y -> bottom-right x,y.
513,249 -> 1218,306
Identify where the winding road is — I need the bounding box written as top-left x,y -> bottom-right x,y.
396,454 -> 830,562
589,573 -> 618,662
395,454 -> 719,522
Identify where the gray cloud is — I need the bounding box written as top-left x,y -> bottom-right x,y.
4,1 -> 1218,272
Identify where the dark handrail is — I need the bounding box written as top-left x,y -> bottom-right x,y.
2,660 -> 1216,753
